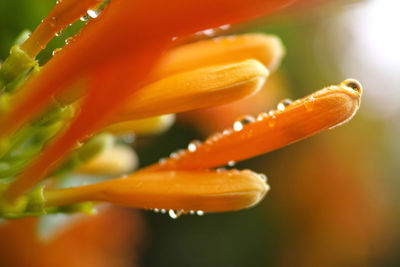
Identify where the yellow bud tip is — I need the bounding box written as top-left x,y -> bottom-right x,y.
104,114 -> 175,136
77,145 -> 138,176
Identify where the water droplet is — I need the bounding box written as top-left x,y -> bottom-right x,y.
189,210 -> 195,215
257,112 -> 268,121
219,24 -> 231,30
80,14 -> 90,22
160,209 -> 166,214
65,37 -> 73,45
52,48 -> 62,56
222,129 -> 231,135
233,115 -> 255,131
212,132 -> 223,140
196,210 -> 204,216
55,31 -> 63,37
202,29 -> 215,36
170,152 -> 179,159
258,173 -> 267,182
277,99 -> 293,111
154,208 -> 160,213
305,96 -> 315,111
159,158 -> 167,164
87,9 -> 99,19
188,140 -> 201,152
268,115 -> 277,128
227,160 -> 235,167
342,78 -> 362,93
169,209 -> 184,219
216,168 -> 227,173
49,17 -> 57,28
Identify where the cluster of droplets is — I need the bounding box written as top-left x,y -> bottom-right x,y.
194,24 -> 231,37
158,97 -> 299,168
152,208 -> 204,219
231,98 -> 294,133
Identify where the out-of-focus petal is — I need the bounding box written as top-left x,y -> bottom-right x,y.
104,114 -> 175,136
44,169 -> 269,213
77,145 -> 138,176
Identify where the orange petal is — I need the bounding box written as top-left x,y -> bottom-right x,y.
20,0 -> 102,58
149,33 -> 284,82
109,59 -> 268,122
43,169 -> 269,213
2,0 -> 292,201
142,79 -> 362,172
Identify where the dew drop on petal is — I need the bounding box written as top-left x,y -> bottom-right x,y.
219,24 -> 231,30
268,115 -> 277,128
80,15 -> 90,22
196,210 -> 204,216
87,9 -> 99,19
188,140 -> 201,152
222,129 -> 231,135
233,115 -> 255,131
52,48 -> 62,56
169,209 -> 184,219
170,152 -> 179,159
154,208 -> 160,213
49,17 -> 57,28
159,158 -> 167,164
257,112 -> 268,121
65,37 -> 73,45
277,99 -> 293,111
258,173 -> 267,182
305,96 -> 315,111
160,209 -> 166,214
189,210 -> 195,215
227,160 -> 235,167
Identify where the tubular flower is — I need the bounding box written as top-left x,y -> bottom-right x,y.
0,0 -> 361,218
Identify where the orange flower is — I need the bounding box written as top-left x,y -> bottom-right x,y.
0,0 -> 361,218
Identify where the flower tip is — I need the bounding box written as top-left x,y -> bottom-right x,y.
236,170 -> 270,209
251,34 -> 286,72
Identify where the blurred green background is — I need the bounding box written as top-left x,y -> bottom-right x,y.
1,0 -> 399,266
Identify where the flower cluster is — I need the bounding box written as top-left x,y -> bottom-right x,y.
0,0 -> 361,218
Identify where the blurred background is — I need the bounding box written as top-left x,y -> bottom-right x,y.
0,0 -> 399,266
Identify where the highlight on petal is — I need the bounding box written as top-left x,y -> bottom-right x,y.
103,114 -> 175,136
77,145 -> 138,176
43,169 -> 269,213
143,79 -> 363,172
150,33 -> 285,81
110,59 -> 269,122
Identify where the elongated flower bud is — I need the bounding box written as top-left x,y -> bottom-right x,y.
44,169 -> 269,213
